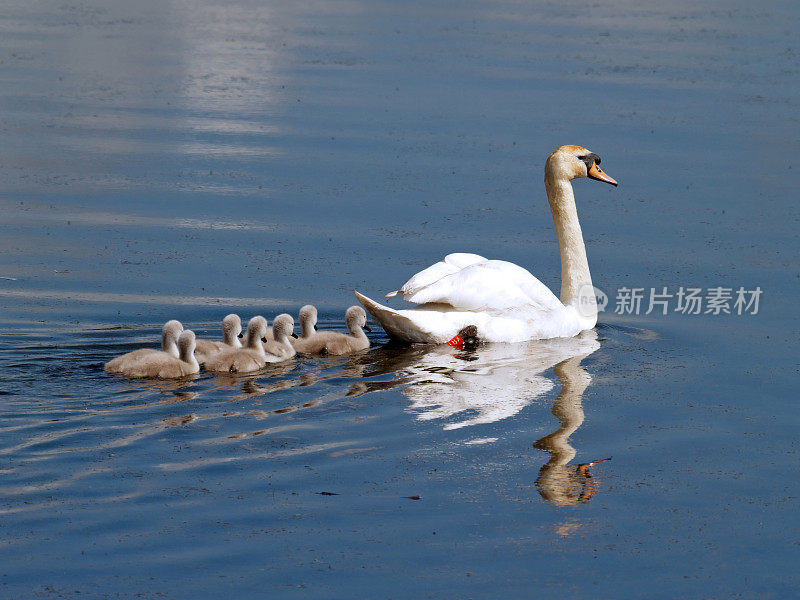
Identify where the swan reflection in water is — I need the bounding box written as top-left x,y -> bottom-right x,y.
348,329 -> 608,505
108,328 -> 611,504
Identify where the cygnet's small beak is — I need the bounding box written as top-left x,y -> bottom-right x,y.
291,332 -> 299,339
364,323 -> 372,332
587,162 -> 618,186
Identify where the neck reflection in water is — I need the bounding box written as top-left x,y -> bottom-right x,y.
533,354 -> 611,506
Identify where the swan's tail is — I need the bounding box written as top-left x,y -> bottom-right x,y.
355,291 -> 435,343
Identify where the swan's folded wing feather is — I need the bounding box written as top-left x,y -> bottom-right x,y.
388,253 -> 488,298
405,260 -> 562,313
443,253 -> 489,268
357,291 -> 438,342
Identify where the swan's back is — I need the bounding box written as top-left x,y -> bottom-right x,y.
319,331 -> 369,355
401,258 -> 563,314
388,253 -> 487,298
104,348 -> 157,374
104,320 -> 184,373
204,347 -> 266,373
106,330 -> 199,379
194,339 -> 227,363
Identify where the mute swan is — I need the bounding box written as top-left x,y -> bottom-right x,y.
204,316 -> 269,374
241,316 -> 274,345
290,305 -> 319,352
262,313 -> 297,363
106,330 -> 200,379
356,145 -> 617,343
194,313 -> 242,364
295,306 -> 371,355
104,320 -> 184,373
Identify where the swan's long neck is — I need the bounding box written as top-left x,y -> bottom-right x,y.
246,325 -> 265,353
163,330 -> 180,358
353,326 -> 368,340
347,320 -> 367,339
179,342 -> 200,369
224,327 -> 242,348
545,177 -> 594,319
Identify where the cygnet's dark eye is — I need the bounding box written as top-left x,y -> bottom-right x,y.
237,333 -> 244,338
261,336 -> 267,343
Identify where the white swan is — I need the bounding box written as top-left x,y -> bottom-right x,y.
194,313 -> 243,364
106,330 -> 200,379
293,306 -> 371,356
356,145 -> 617,343
104,320 -> 184,373
290,305 -> 319,353
204,316 -> 269,374
297,304 -> 319,339
262,313 -> 297,363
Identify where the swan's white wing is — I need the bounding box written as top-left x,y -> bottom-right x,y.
356,290 -> 578,343
404,259 -> 563,314
387,253 -> 488,298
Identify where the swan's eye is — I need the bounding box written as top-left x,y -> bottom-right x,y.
578,153 -> 601,170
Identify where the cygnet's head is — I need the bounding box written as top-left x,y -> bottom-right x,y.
162,320 -> 185,354
298,305 -> 318,336
545,145 -> 617,187
345,306 -> 371,332
177,330 -> 196,360
272,313 -> 296,341
163,319 -> 184,338
245,316 -> 269,346
222,313 -> 242,339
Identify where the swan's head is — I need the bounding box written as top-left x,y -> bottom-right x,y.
222,313 -> 242,336
162,319 -> 184,339
298,304 -> 318,335
545,145 -> 617,187
222,313 -> 243,347
345,306 -> 371,332
177,330 -> 197,361
272,313 -> 296,341
162,319 -> 184,355
245,316 -> 269,347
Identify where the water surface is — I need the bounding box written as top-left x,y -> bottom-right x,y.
0,0 -> 797,597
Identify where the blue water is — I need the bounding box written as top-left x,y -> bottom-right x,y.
1,0 -> 798,598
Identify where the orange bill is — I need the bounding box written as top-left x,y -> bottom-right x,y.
588,162 -> 618,186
